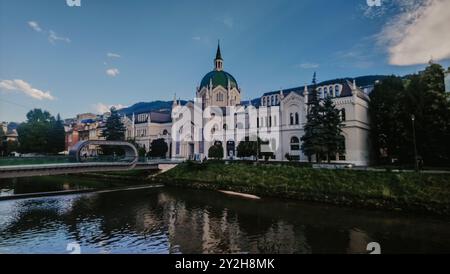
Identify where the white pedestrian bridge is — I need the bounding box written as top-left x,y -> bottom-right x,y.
0,140 -> 182,179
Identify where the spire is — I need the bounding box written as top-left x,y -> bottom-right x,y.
172,93 -> 177,107
214,40 -> 223,71
312,72 -> 317,86
216,40 -> 222,60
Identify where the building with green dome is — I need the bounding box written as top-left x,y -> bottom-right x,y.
169,43 -> 373,166
196,42 -> 241,109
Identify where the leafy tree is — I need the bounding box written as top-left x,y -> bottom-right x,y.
208,144 -> 224,160
301,73 -> 325,163
369,76 -> 405,163
17,109 -> 54,154
148,138 -> 169,158
369,63 -> 450,167
402,63 -> 450,166
321,97 -> 345,163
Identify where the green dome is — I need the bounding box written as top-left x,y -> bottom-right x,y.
200,70 -> 239,91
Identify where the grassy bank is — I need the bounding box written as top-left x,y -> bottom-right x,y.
156,162 -> 450,216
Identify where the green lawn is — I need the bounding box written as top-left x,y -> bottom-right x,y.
158,161 -> 450,215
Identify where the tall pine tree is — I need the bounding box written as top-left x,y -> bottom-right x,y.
301,73 -> 325,163
321,97 -> 345,163
101,107 -> 126,141
101,107 -> 126,156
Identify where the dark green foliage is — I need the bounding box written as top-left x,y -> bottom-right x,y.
370,63 -> 450,166
47,114 -> 66,154
208,144 -> 224,159
236,140 -> 258,158
322,97 -> 345,163
148,138 -> 169,158
16,109 -> 65,154
301,73 -> 344,163
101,107 -> 126,156
301,75 -> 324,162
101,107 -> 125,141
0,127 -> 5,156
161,162 -> 450,215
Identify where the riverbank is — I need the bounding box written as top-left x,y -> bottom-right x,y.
154,161 -> 450,216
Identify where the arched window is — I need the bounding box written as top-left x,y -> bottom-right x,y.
163,129 -> 168,135
290,136 -> 300,151
223,123 -> 227,130
341,109 -> 346,121
295,113 -> 299,125
290,113 -> 294,125
335,85 -> 341,97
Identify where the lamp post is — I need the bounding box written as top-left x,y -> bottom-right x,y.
411,114 -> 419,172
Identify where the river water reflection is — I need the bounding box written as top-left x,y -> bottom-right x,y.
0,180 -> 449,254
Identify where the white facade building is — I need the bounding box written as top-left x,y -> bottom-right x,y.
123,44 -> 371,165
169,44 -> 371,165
123,111 -> 172,156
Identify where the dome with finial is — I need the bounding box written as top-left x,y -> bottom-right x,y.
199,42 -> 239,91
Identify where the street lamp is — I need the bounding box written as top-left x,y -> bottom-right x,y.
411,114 -> 419,172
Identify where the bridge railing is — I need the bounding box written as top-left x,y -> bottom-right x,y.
0,156 -> 71,167
0,156 -> 183,167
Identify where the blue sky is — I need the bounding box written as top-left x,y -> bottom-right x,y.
1,0 -> 449,122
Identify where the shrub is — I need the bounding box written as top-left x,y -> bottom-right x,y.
208,144 -> 224,160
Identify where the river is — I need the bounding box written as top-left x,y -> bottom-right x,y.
0,176 -> 449,254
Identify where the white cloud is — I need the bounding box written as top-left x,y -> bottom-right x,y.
93,103 -> 126,114
107,52 -> 121,58
0,79 -> 55,100
295,63 -> 320,69
192,36 -> 201,41
106,68 -> 120,77
48,30 -> 71,44
377,0 -> 450,66
28,21 -> 42,32
27,21 -> 71,44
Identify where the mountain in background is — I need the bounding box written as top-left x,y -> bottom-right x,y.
118,75 -> 390,115
118,100 -> 190,116
318,75 -> 391,87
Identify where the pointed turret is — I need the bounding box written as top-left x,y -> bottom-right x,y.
214,40 -> 223,71
172,93 -> 177,107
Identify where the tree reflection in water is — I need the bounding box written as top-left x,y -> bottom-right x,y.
0,185 -> 449,254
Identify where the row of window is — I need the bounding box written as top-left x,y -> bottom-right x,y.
127,129 -> 169,137
261,95 -> 280,106
318,85 -> 342,99
257,115 -> 278,128
136,114 -> 148,122
260,85 -> 343,107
